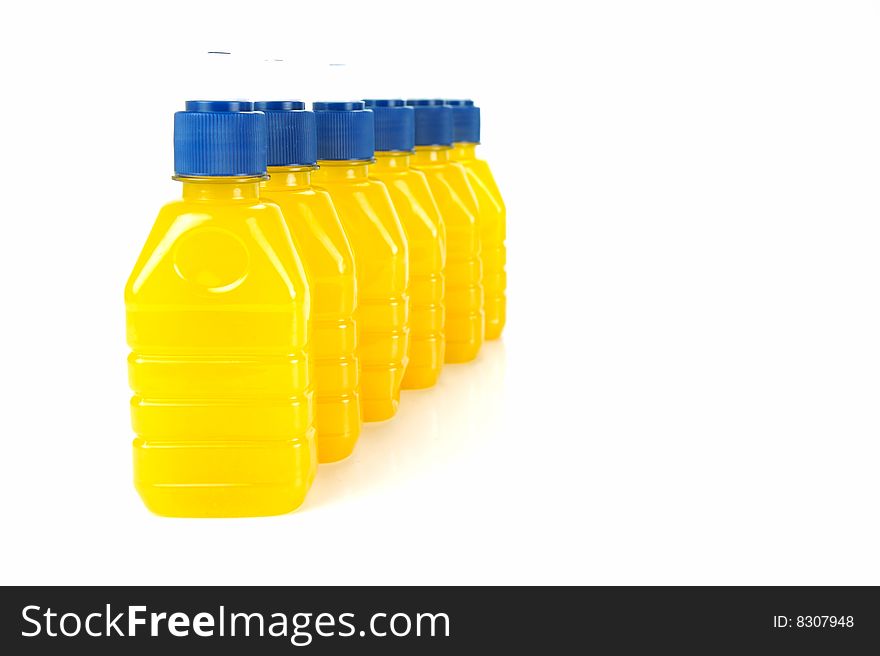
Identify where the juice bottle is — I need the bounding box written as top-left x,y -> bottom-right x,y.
125,101 -> 315,517
448,99 -> 507,340
365,99 -> 446,389
406,99 -> 483,363
311,101 -> 410,422
256,101 -> 360,462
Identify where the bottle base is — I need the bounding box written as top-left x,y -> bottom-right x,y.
445,341 -> 481,363
402,365 -> 442,389
360,364 -> 404,421
136,482 -> 310,518
485,296 -> 506,340
445,311 -> 484,363
485,322 -> 505,340
362,396 -> 400,422
402,335 -> 444,389
316,394 -> 361,463
317,429 -> 360,463
133,435 -> 316,518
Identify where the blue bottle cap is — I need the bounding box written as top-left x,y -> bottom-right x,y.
405,99 -> 453,147
254,101 -> 317,167
446,99 -> 481,144
363,99 -> 415,152
312,101 -> 375,161
173,100 -> 267,177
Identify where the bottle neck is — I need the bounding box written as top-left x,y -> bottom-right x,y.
451,142 -> 478,161
313,160 -> 372,182
179,176 -> 263,201
412,145 -> 452,165
264,166 -> 314,191
372,151 -> 413,172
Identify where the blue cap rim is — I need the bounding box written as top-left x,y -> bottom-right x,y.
254,100 -> 306,111
185,100 -> 255,112
364,98 -> 407,107
406,99 -> 447,107
313,101 -> 366,111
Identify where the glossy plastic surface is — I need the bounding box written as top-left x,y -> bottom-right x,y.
263,167 -> 361,462
313,161 -> 410,421
125,178 -> 315,517
371,152 -> 446,388
451,143 -> 506,339
410,146 -> 484,362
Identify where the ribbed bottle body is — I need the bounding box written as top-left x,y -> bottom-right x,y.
262,176 -> 361,462
126,191 -> 315,517
313,165 -> 410,421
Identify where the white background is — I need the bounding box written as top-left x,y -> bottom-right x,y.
0,0 -> 878,585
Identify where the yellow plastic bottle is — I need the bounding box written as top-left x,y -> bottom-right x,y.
365,99 -> 446,389
125,101 -> 315,517
312,101 -> 410,422
257,101 -> 361,463
406,99 -> 483,363
448,99 -> 507,340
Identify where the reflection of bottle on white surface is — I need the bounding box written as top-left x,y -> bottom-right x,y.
432,338 -> 507,466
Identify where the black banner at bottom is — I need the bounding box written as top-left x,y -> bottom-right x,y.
1,586 -> 877,653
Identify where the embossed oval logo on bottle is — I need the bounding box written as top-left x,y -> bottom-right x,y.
173,227 -> 250,293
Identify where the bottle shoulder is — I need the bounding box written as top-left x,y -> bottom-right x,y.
263,186 -> 334,216
380,176 -> 443,239
464,159 -> 504,205
414,163 -> 479,224
158,196 -> 284,217
415,160 -> 471,186
463,169 -> 505,219
319,179 -> 400,225
462,157 -> 491,179
317,183 -> 408,287
126,197 -> 307,305
264,190 -> 357,280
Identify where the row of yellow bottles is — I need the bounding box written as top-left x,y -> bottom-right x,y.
125,98 -> 506,517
